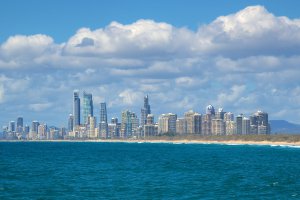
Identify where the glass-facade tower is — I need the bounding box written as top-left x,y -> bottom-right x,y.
82,91 -> 93,125
73,90 -> 81,127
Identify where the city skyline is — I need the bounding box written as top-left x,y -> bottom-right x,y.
1,1 -> 300,126
1,92 -> 270,140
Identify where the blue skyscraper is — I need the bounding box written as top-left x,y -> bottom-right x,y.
73,90 -> 81,127
16,116 -> 23,133
9,121 -> 15,132
99,102 -> 108,138
141,95 -> 151,127
17,116 -> 23,128
82,91 -> 93,124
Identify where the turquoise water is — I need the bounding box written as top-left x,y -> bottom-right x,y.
1,142 -> 300,199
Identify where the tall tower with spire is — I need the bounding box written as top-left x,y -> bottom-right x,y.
141,95 -> 151,127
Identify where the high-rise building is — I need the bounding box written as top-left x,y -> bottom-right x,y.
251,110 -> 270,134
242,117 -> 250,134
184,110 -> 201,134
38,124 -> 47,139
82,91 -> 93,125
89,116 -> 96,138
30,120 -> 40,139
215,108 -> 225,120
176,118 -> 187,135
206,105 -> 215,116
121,110 -> 139,138
68,114 -> 74,132
17,117 -> 23,128
225,121 -> 236,135
158,113 -> 177,134
201,114 -> 212,135
99,102 -> 108,138
212,119 -> 226,135
146,114 -> 154,125
100,102 -> 108,123
111,117 -> 118,124
224,112 -> 234,122
9,121 -> 15,132
108,117 -> 121,138
73,90 -> 81,127
141,95 -> 151,127
236,114 -> 243,135
31,121 -> 39,133
258,124 -> 268,134
144,123 -> 158,137
24,125 -> 30,135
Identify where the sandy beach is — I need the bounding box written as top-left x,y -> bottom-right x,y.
5,138 -> 300,147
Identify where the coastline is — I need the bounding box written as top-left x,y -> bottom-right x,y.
2,138 -> 300,147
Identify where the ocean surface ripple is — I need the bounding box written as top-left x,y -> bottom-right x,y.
1,142 -> 300,199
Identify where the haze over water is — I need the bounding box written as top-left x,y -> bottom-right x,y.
1,142 -> 299,199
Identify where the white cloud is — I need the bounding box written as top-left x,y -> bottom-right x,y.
217,85 -> 246,106
119,89 -> 142,106
29,103 -> 52,112
1,5 -> 300,124
0,34 -> 54,61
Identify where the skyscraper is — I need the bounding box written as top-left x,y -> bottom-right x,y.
224,112 -> 234,122
82,91 -> 93,125
100,102 -> 108,123
184,110 -> 201,134
9,121 -> 15,132
158,113 -> 177,134
99,102 -> 108,138
141,95 -> 151,127
73,90 -> 81,127
242,117 -> 250,134
251,110 -> 270,134
206,105 -> 215,116
68,114 -> 74,132
176,118 -> 187,135
121,110 -> 139,138
30,120 -> 40,139
212,119 -> 226,135
215,108 -> 225,120
89,116 -> 96,138
236,114 -> 243,135
17,117 -> 23,128
201,114 -> 212,135
16,116 -> 23,133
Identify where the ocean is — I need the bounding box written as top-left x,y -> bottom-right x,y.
1,142 -> 300,199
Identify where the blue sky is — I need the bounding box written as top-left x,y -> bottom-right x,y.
1,0 -> 300,43
1,0 -> 300,127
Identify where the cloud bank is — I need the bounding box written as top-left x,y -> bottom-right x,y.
1,5 -> 300,125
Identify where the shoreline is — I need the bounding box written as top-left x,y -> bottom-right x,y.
2,139 -> 300,147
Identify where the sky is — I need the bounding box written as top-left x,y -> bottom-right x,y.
1,0 -> 300,127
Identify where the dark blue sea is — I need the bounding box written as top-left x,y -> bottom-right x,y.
1,142 -> 300,199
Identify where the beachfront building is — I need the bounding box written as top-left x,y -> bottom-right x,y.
184,110 -> 201,134
176,118 -> 187,135
73,90 -> 81,128
201,114 -> 212,135
99,102 -> 108,138
120,110 -> 139,138
212,119 -> 226,135
158,113 -> 177,134
82,91 -> 93,125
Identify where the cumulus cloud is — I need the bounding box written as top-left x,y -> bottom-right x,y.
0,34 -> 54,61
1,5 -> 300,125
119,89 -> 142,106
29,103 -> 52,112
